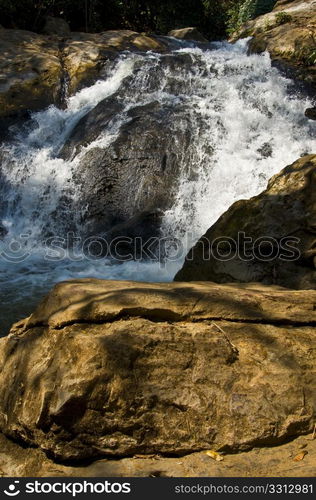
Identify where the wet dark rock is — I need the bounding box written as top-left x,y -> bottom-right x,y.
305,107 -> 316,120
257,142 -> 273,158
64,100 -> 190,245
104,210 -> 164,260
60,94 -> 124,159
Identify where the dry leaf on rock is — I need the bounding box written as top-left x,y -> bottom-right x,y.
293,451 -> 308,462
205,450 -> 223,462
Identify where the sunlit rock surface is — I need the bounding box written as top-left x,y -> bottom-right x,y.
0,279 -> 315,462
234,0 -> 316,85
0,29 -> 165,120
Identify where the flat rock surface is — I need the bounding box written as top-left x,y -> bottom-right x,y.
22,278 -> 316,328
0,431 -> 315,477
0,279 -> 315,462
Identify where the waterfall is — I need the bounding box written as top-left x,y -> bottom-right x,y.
0,38 -> 315,333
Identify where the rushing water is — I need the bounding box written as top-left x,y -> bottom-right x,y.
0,38 -> 315,334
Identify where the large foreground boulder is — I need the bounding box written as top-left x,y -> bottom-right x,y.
0,279 -> 315,462
175,155 -> 316,289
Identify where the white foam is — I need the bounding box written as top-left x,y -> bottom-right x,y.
0,38 -> 315,327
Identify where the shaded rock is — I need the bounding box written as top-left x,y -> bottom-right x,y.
168,27 -> 208,43
305,107 -> 316,120
234,0 -> 316,86
42,16 -> 70,36
0,279 -> 315,462
175,155 -> 316,289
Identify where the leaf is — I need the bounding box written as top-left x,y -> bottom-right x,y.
205,450 -> 224,462
293,450 -> 308,462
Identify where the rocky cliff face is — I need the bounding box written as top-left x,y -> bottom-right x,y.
0,28 -> 165,133
0,279 -> 315,462
234,0 -> 316,86
176,155 -> 316,289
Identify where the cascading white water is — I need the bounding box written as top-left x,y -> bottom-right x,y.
0,38 -> 315,333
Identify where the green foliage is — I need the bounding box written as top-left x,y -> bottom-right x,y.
239,0 -> 257,23
227,0 -> 276,35
226,0 -> 255,35
263,18 -> 273,31
0,0 -> 276,39
297,47 -> 316,66
274,11 -> 293,25
307,50 -> 316,65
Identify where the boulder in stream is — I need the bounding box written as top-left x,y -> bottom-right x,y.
175,155 -> 316,289
62,99 -> 189,245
